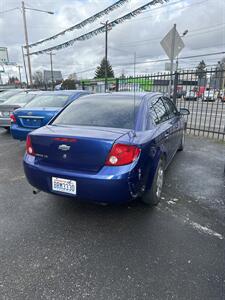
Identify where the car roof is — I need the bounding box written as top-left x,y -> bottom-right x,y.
38,90 -> 88,96
79,91 -> 162,100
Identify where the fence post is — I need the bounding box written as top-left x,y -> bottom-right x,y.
115,78 -> 119,92
173,71 -> 179,105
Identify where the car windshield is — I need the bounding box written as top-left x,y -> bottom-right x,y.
0,90 -> 22,100
52,96 -> 141,129
3,93 -> 36,105
25,94 -> 69,108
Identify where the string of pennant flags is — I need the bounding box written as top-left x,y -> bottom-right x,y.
27,0 -> 129,49
28,0 -> 169,56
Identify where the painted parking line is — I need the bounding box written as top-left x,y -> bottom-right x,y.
157,205 -> 224,240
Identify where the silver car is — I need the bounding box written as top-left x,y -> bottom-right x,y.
0,89 -> 25,104
0,90 -> 41,129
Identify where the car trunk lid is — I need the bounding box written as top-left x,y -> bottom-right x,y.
14,108 -> 59,129
30,125 -> 132,173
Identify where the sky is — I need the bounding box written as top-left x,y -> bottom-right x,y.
0,0 -> 224,82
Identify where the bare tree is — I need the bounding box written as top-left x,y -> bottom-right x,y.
33,71 -> 44,86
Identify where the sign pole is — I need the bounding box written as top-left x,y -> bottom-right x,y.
168,24 -> 176,97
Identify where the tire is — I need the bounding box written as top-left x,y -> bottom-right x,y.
141,159 -> 164,206
178,130 -> 185,151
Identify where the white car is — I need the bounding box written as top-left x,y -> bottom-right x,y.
202,90 -> 216,102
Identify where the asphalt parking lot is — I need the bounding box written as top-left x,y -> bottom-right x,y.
0,129 -> 225,300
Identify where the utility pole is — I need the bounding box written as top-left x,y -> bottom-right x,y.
21,46 -> 28,87
47,52 -> 55,90
22,1 -> 32,86
17,65 -> 23,88
21,2 -> 54,87
101,21 -> 109,93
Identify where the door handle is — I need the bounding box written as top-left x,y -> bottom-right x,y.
164,131 -> 170,139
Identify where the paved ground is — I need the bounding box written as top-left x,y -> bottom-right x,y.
0,129 -> 224,300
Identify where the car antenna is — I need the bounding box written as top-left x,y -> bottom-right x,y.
133,52 -> 137,137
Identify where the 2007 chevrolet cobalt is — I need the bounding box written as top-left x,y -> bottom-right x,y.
23,92 -> 189,205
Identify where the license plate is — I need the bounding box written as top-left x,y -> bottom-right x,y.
52,177 -> 76,195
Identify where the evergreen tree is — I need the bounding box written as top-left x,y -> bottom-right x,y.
196,60 -> 206,86
95,58 -> 114,79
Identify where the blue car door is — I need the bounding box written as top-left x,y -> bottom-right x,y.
162,97 -> 181,153
150,97 -> 174,162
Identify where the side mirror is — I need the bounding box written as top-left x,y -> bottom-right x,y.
179,108 -> 190,115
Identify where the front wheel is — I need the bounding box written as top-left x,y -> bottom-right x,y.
141,159 -> 164,206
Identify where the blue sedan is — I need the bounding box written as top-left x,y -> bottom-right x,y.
23,92 -> 189,205
10,90 -> 89,141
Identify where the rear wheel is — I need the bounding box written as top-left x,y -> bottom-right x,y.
178,130 -> 185,151
141,159 -> 164,206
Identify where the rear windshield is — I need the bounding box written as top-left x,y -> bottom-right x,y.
3,93 -> 36,105
0,90 -> 22,100
52,96 -> 141,129
25,95 -> 69,108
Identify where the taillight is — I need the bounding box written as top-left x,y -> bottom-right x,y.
10,114 -> 16,123
105,144 -> 141,166
26,135 -> 35,156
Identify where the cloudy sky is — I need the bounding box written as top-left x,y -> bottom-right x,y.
0,0 -> 224,82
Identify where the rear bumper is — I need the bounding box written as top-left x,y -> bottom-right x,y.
0,117 -> 10,128
23,154 -> 140,204
11,124 -> 32,140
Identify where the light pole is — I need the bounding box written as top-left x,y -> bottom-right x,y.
21,1 -> 54,87
47,52 -> 55,90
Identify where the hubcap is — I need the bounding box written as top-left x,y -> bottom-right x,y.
156,166 -> 164,198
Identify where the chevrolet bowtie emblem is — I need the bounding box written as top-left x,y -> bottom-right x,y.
58,144 -> 70,151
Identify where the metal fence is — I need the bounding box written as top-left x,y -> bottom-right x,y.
114,69 -> 225,141
78,68 -> 225,140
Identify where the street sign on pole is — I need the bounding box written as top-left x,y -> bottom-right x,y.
160,25 -> 185,101
160,27 -> 185,60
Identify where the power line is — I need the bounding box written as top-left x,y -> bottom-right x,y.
29,0 -> 170,55
27,0 -> 129,48
64,51 -> 225,75
116,23 -> 225,48
0,7 -> 19,14
129,0 -> 209,22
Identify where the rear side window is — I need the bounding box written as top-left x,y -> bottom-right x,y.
3,93 -> 35,105
0,90 -> 21,100
52,96 -> 141,129
150,97 -> 168,125
163,97 -> 178,119
25,95 -> 69,108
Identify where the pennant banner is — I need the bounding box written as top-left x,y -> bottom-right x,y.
29,0 -> 169,56
27,0 -> 129,48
